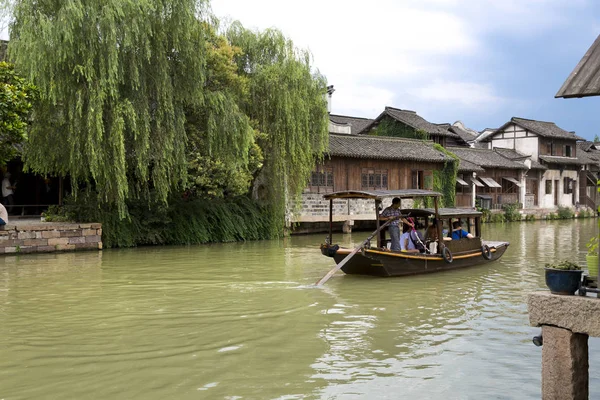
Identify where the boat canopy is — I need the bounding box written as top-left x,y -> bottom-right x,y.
400,208 -> 483,218
323,189 -> 442,201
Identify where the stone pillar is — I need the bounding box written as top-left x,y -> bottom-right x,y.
342,220 -> 353,234
541,325 -> 589,400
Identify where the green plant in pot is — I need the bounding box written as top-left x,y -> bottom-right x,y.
544,260 -> 583,295
586,235 -> 599,278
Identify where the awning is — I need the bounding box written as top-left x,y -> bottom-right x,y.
479,177 -> 502,188
471,178 -> 485,187
456,177 -> 469,186
502,177 -> 523,187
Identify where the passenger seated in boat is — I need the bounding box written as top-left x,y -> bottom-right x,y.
451,221 -> 474,240
401,219 -> 426,253
425,218 -> 438,242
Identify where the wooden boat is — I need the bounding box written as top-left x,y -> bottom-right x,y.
319,189 -> 509,278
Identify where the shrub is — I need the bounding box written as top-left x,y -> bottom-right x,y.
503,203 -> 521,222
545,260 -> 581,270
557,206 -> 574,219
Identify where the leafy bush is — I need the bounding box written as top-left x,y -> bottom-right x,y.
587,235 -> 599,256
546,213 -> 558,220
525,214 -> 536,221
557,206 -> 574,219
503,203 -> 521,222
43,192 -> 277,248
490,213 -> 505,223
545,260 -> 581,270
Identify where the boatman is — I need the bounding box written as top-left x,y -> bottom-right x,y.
380,197 -> 409,251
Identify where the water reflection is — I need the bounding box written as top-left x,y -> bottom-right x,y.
0,219 -> 597,399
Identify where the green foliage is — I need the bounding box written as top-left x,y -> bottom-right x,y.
10,0 -> 210,215
371,118 -> 429,140
557,206 -> 574,219
502,203 -> 521,222
0,62 -> 37,166
587,235 -> 598,256
226,23 -> 329,228
525,214 -> 537,221
546,213 -> 558,220
431,144 -> 458,207
594,134 -> 600,142
490,213 -> 505,223
545,260 -> 581,271
44,192 -> 276,248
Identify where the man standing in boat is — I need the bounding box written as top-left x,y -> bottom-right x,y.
380,197 -> 409,251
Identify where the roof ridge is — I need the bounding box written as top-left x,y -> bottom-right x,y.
329,114 -> 372,120
329,133 -> 435,144
512,116 -> 557,125
385,106 -> 416,114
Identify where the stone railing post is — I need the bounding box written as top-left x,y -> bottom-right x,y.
529,292 -> 600,400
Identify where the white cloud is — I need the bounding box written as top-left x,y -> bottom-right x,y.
210,0 -> 589,120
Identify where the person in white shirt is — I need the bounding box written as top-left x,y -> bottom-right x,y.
2,172 -> 16,213
0,203 -> 8,225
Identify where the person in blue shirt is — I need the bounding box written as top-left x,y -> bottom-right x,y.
451,220 -> 474,240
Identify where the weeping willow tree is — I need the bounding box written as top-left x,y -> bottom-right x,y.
9,0 -> 211,215
226,23 -> 329,228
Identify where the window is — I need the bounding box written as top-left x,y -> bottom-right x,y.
563,177 -> 574,194
565,145 -> 572,157
545,180 -> 552,194
308,167 -> 333,193
551,142 -> 556,156
361,169 -> 388,190
412,170 -> 424,189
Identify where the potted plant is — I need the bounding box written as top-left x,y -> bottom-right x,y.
586,235 -> 599,278
544,260 -> 583,295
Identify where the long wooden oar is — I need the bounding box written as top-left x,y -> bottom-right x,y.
316,219 -> 395,286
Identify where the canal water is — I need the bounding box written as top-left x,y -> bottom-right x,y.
0,219 -> 599,399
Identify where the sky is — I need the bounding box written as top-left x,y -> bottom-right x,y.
211,0 -> 600,140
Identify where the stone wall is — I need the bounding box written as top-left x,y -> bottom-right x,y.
0,223 -> 102,254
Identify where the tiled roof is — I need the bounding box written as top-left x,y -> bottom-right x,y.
556,34 -> 600,98
457,158 -> 485,172
492,148 -> 547,170
449,147 -> 528,170
450,126 -> 477,142
328,134 -> 453,163
539,155 -> 586,166
510,117 -> 585,140
361,107 -> 460,138
578,142 -> 600,165
329,114 -> 374,135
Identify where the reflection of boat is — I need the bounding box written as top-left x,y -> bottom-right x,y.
319,190 -> 509,277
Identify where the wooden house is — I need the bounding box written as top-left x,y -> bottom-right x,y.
295,133 -> 454,226
577,141 -> 600,210
449,147 -> 529,209
481,117 -> 585,209
358,107 -> 464,147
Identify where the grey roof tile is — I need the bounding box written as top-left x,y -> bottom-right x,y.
329,114 -> 374,135
449,147 -> 528,170
556,34 -> 600,98
362,107 -> 460,138
539,155 -> 586,166
492,148 -> 547,170
511,117 -> 585,140
328,134 -> 453,163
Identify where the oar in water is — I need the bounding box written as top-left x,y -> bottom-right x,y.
315,218 -> 395,286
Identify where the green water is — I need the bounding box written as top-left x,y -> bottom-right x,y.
0,219 -> 598,399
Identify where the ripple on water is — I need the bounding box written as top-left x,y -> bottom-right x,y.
0,219 -> 599,399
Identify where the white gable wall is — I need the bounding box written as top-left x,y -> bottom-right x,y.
490,123 -> 540,161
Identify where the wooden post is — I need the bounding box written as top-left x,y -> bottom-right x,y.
476,216 -> 482,238
329,198 -> 333,244
375,199 -> 381,249
58,177 -> 64,206
434,197 -> 442,254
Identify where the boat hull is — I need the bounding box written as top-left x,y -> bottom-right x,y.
331,242 -> 509,277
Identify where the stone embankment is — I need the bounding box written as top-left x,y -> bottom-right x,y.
0,222 -> 102,254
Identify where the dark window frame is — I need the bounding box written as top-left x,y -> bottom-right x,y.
361,168 -> 388,190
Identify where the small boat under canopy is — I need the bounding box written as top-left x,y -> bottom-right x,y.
319,189 -> 509,278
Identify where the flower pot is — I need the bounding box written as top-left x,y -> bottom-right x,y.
545,268 -> 583,295
586,254 -> 599,278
